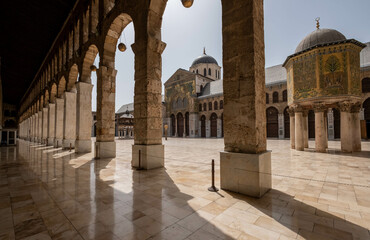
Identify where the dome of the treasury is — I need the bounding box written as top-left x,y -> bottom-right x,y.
191,53 -> 218,67
295,28 -> 346,53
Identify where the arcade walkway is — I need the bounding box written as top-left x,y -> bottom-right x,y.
1,139 -> 370,239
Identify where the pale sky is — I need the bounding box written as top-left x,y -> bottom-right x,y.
91,0 -> 370,112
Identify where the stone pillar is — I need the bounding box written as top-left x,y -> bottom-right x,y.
38,111 -> 42,143
217,118 -> 222,138
131,36 -> 166,169
189,113 -> 198,137
48,104 -> 55,146
220,0 -> 271,198
339,102 -> 353,153
351,103 -> 361,152
42,107 -> 48,143
54,98 -> 64,148
314,104 -> 327,153
63,91 -> 77,149
303,111 -> 308,148
75,82 -> 93,153
95,66 -> 117,158
324,112 -> 328,149
278,113 -> 284,139
327,109 -> 334,140
295,107 -> 305,151
33,114 -> 37,142
206,120 -> 210,138
287,108 -> 295,149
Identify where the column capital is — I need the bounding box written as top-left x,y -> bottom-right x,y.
338,101 -> 353,113
350,102 -> 362,113
313,103 -> 327,113
287,107 -> 295,117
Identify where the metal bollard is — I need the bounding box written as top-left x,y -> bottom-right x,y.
208,159 -> 219,192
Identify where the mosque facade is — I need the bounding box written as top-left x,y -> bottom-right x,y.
162,38 -> 370,142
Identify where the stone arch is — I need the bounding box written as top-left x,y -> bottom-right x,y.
284,107 -> 290,138
201,115 -> 206,138
44,90 -> 49,106
363,98 -> 370,138
81,44 -> 99,82
210,112 -> 218,137
273,91 -> 279,103
177,112 -> 184,137
333,108 -> 341,139
102,13 -> 133,66
50,83 -> 57,103
67,64 -> 78,91
266,107 -> 278,138
308,110 -> 315,138
57,76 -> 66,98
362,78 -> 370,93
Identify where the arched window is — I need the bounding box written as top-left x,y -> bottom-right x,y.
215,69 -> 217,78
214,101 -> 218,110
266,93 -> 269,104
208,68 -> 211,76
200,85 -> 203,93
196,69 -> 199,74
363,78 -> 370,93
203,103 -> 207,111
220,100 -> 224,109
199,104 -> 202,112
204,68 -> 207,76
273,92 -> 279,103
209,102 -> 212,111
283,90 -> 287,102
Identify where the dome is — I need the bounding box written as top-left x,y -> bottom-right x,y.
191,53 -> 218,67
295,28 -> 346,53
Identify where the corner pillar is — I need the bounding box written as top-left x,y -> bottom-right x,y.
314,104 -> 327,153
76,82 -> 93,153
95,66 -> 117,158
339,102 -> 353,152
294,106 -> 305,151
48,104 -> 56,146
63,91 -> 77,149
42,107 -> 48,143
54,98 -> 64,148
288,108 -> 295,149
130,36 -> 166,168
351,103 -> 362,152
220,0 -> 270,198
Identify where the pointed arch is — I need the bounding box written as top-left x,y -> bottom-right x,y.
102,13 -> 132,66
81,44 -> 99,82
67,64 -> 78,91
57,76 -> 66,98
50,83 -> 57,103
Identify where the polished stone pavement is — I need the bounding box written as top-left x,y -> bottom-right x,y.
1,138 -> 370,239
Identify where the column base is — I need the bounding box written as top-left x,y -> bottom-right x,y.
63,139 -> 75,149
54,138 -> 63,148
95,141 -> 116,159
132,145 -> 164,170
220,151 -> 271,198
75,140 -> 92,153
47,138 -> 54,146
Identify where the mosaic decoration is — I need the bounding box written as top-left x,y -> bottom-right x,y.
287,44 -> 362,104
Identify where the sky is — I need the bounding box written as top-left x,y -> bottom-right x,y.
91,0 -> 370,112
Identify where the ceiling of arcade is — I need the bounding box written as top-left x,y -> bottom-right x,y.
2,0 -> 167,121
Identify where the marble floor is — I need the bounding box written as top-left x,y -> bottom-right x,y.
1,138 -> 370,240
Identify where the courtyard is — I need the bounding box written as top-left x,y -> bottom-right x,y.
1,138 -> 370,239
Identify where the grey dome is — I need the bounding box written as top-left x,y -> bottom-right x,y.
295,28 -> 346,53
191,54 -> 218,67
